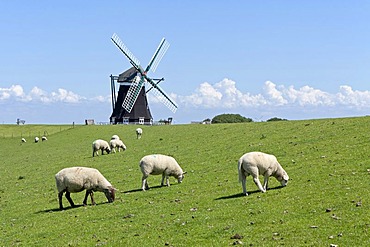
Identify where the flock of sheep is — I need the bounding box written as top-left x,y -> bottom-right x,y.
21,136 -> 47,143
51,127 -> 289,210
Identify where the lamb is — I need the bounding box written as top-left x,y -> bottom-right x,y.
139,154 -> 186,191
42,136 -> 48,141
109,139 -> 127,153
34,137 -> 39,143
55,167 -> 116,210
92,139 -> 111,157
136,128 -> 142,139
238,151 -> 289,196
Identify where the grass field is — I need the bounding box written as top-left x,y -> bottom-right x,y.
1,117 -> 369,246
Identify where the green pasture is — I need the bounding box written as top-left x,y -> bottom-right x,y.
0,117 -> 369,246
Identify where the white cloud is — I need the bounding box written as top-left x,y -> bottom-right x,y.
337,85 -> 370,107
0,85 -> 87,104
173,79 -> 370,112
263,81 -> 288,105
0,85 -> 25,100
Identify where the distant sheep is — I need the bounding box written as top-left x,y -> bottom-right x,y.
42,136 -> 48,141
136,128 -> 142,139
111,135 -> 120,140
55,167 -> 116,210
34,137 -> 39,143
109,139 -> 127,153
21,138 -> 26,143
238,151 -> 289,196
139,154 -> 186,191
92,139 -> 111,157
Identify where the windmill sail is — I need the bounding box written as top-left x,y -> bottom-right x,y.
146,38 -> 170,73
111,33 -> 140,70
121,75 -> 145,113
150,83 -> 177,113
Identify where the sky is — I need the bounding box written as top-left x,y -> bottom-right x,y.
1,1 -> 370,124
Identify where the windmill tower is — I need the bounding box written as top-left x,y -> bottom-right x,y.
110,33 -> 177,125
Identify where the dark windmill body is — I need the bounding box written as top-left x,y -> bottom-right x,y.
110,68 -> 153,125
109,34 -> 177,125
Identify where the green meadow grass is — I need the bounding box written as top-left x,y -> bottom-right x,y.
1,117 -> 369,246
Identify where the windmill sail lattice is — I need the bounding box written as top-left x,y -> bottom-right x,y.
121,76 -> 144,113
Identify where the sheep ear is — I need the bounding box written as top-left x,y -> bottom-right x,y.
183,171 -> 187,174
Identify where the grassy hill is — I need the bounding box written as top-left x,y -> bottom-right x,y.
1,117 -> 369,246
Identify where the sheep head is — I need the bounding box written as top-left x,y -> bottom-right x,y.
104,186 -> 116,203
278,171 -> 289,187
177,171 -> 187,183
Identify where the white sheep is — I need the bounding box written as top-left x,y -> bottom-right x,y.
238,151 -> 289,196
42,136 -> 48,141
139,154 -> 186,191
92,139 -> 111,157
34,137 -> 39,143
21,138 -> 26,143
55,167 -> 116,210
111,134 -> 120,140
136,128 -> 142,139
109,139 -> 127,153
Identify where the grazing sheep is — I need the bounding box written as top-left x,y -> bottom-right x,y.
34,137 -> 39,143
92,139 -> 111,157
111,134 -> 120,140
136,128 -> 142,139
42,136 -> 48,141
139,154 -> 186,191
238,151 -> 289,196
55,167 -> 116,210
21,138 -> 26,143
109,139 -> 126,153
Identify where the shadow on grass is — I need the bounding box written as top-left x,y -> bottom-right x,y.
123,184 -> 178,194
215,186 -> 285,200
35,202 -> 111,213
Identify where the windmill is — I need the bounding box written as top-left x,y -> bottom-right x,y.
109,33 -> 177,125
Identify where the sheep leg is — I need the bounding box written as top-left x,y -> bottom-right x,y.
83,190 -> 95,206
161,174 -> 165,186
241,177 -> 248,196
253,176 -> 266,193
65,191 -> 75,207
263,176 -> 269,190
142,175 -> 149,191
58,192 -> 64,209
90,191 -> 95,205
166,176 -> 170,186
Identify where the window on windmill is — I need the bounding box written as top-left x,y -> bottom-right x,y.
139,117 -> 144,125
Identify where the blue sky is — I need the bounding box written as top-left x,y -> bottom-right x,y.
1,1 -> 370,124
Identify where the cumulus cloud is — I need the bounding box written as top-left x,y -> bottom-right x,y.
174,79 -> 370,111
0,85 -> 89,103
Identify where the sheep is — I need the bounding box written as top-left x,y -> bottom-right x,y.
55,167 -> 116,210
34,137 -> 39,143
238,151 -> 289,196
136,128 -> 142,139
92,139 -> 111,157
21,138 -> 26,143
42,136 -> 48,141
109,139 -> 127,153
139,154 -> 186,191
111,134 -> 120,140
